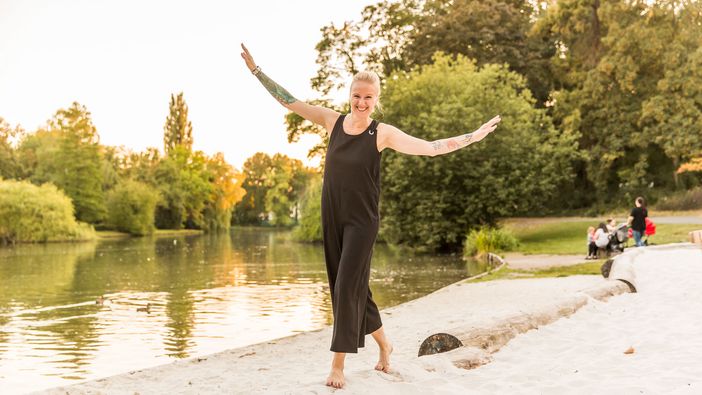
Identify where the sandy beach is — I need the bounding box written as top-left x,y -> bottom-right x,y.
40,244 -> 701,394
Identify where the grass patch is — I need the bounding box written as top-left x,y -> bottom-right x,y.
502,219 -> 593,255
469,260 -> 604,283
469,216 -> 701,284
649,223 -> 702,244
502,219 -> 701,255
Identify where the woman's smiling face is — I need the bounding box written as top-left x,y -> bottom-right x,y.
349,81 -> 378,117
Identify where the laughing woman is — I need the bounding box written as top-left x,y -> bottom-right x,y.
240,43 -> 500,389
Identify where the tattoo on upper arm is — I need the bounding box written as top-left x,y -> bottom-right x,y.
447,140 -> 459,150
432,141 -> 443,151
462,133 -> 474,145
256,71 -> 297,104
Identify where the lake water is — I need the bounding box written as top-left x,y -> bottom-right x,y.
0,228 -> 485,393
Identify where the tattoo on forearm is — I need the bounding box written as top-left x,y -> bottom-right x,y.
432,139 -> 460,153
432,134 -> 472,155
255,71 -> 297,104
461,133 -> 474,145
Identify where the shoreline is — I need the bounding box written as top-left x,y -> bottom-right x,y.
38,248 -> 654,394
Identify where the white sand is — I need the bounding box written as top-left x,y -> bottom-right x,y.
455,244 -> 702,394
41,244 -> 702,395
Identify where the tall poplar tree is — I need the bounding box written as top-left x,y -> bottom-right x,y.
163,92 -> 193,155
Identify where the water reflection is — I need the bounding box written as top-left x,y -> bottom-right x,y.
0,228 -> 484,393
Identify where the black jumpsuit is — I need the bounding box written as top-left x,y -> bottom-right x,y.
322,114 -> 383,353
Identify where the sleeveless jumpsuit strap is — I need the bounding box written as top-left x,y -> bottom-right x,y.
369,120 -> 378,135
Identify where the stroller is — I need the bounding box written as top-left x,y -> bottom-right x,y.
608,223 -> 629,253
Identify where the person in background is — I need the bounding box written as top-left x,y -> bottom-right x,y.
628,197 -> 648,247
606,218 -> 617,233
594,222 -> 610,256
586,226 -> 597,259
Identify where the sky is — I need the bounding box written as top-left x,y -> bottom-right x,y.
0,0 -> 375,168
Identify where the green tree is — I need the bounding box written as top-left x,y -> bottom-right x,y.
120,147 -> 162,185
18,103 -> 106,223
101,145 -> 124,192
639,2 -> 702,188
293,174 -> 323,242
154,147 -> 212,229
545,0 -> 702,202
264,154 -> 311,226
233,152 -> 274,224
16,129 -> 57,180
311,0 -> 421,96
289,0 -> 555,164
404,0 -> 553,103
52,103 -> 107,223
163,92 -> 194,156
0,117 -> 22,179
311,0 -> 552,103
379,54 -> 579,251
532,0 -> 606,89
233,152 -> 311,226
106,180 -> 160,235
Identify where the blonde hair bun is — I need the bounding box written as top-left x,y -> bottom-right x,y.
351,70 -> 381,92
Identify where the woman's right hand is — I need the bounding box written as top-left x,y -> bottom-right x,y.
240,43 -> 257,73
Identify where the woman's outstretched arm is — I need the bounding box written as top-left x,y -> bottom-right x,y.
379,115 -> 501,156
240,44 -> 339,131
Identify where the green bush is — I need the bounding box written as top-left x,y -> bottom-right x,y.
380,54 -> 580,252
655,187 -> 702,211
293,175 -> 322,242
106,180 -> 160,236
0,179 -> 95,243
464,227 -> 518,258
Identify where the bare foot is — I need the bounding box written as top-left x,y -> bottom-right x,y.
326,367 -> 345,389
375,343 -> 393,373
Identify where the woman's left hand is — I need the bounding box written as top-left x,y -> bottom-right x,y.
471,115 -> 501,142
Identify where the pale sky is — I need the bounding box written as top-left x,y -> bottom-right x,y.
0,0 -> 374,169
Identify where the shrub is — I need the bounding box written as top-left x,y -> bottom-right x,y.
293,175 -> 322,242
655,187 -> 702,211
106,180 -> 160,236
0,179 -> 95,243
464,227 -> 518,258
380,54 -> 579,252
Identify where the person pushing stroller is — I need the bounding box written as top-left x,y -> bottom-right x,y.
586,220 -> 628,259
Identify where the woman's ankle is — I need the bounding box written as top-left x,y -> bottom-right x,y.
331,353 -> 345,369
